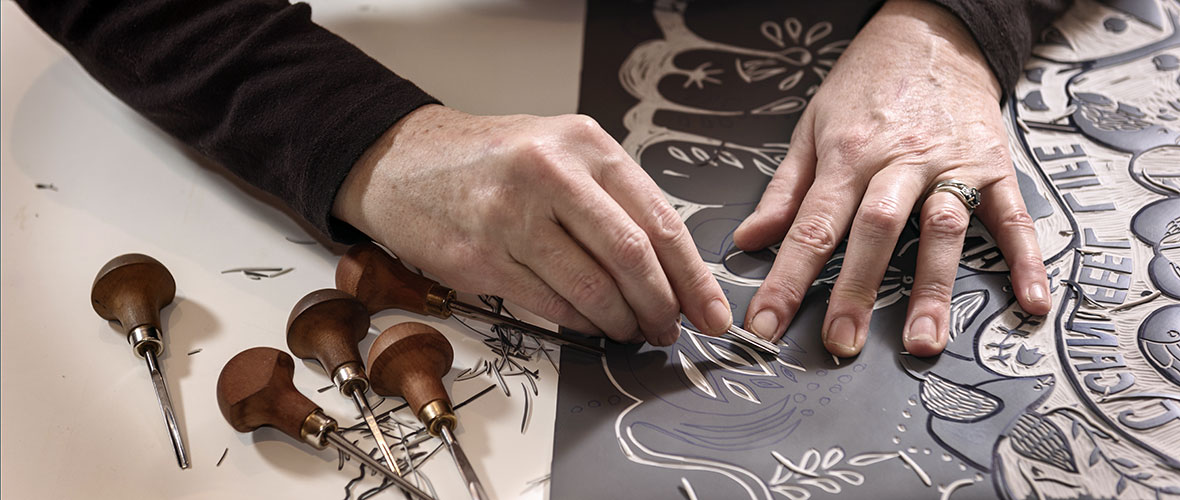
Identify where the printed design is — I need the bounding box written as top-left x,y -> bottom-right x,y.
554,1 -> 1180,498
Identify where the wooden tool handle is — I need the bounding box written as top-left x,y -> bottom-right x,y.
367,322 -> 455,415
287,289 -> 371,375
216,347 -> 320,440
90,253 -> 176,335
335,242 -> 453,318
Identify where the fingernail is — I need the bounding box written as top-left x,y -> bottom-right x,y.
750,309 -> 779,340
705,298 -> 733,334
905,315 -> 936,347
1028,282 -> 1047,305
825,316 -> 858,353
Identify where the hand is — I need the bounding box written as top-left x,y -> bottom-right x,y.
332,104 -> 733,346
733,0 -> 1051,357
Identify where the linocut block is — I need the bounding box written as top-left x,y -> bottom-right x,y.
552,0 -> 1180,498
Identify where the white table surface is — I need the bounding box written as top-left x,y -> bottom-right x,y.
1,1 -> 586,498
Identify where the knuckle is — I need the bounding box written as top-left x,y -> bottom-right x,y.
857,197 -> 906,235
979,140 -> 1011,166
909,280 -> 954,304
833,129 -> 872,164
895,133 -> 932,155
510,139 -> 563,179
831,280 -> 880,307
561,114 -> 604,139
787,215 -> 839,255
569,269 -> 612,308
757,280 -> 807,310
643,295 -> 682,326
612,228 -> 653,272
647,200 -> 685,247
535,291 -> 576,323
923,205 -> 969,237
998,207 -> 1036,232
1012,253 -> 1047,273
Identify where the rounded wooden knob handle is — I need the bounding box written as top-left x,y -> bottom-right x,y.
216,347 -> 320,441
367,322 -> 454,417
91,253 -> 176,336
287,289 -> 371,381
335,242 -> 453,318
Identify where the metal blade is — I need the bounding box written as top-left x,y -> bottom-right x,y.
439,425 -> 489,500
725,324 -> 781,355
350,389 -> 402,476
143,350 -> 190,469
325,432 -> 434,500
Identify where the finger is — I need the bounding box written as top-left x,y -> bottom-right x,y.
597,154 -> 732,338
975,176 -> 1051,315
823,171 -> 924,357
511,222 -> 646,344
494,260 -> 605,338
733,108 -> 817,251
904,190 -> 972,357
544,189 -> 683,345
745,170 -> 863,342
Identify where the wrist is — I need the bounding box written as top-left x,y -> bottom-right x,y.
866,0 -> 1001,100
331,103 -> 449,236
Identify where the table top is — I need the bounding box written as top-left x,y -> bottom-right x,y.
1,1 -> 586,498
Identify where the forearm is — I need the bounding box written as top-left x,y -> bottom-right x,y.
17,0 -> 438,241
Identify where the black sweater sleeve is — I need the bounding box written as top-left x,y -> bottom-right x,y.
926,0 -> 1074,91
16,0 -> 438,242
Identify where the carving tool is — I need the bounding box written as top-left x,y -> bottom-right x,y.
725,324 -> 780,356
90,253 -> 190,469
336,242 -> 604,355
287,289 -> 402,476
368,322 -> 489,500
338,241 -> 779,356
216,347 -> 433,500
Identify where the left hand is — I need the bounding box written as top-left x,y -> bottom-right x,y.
733,0 -> 1052,357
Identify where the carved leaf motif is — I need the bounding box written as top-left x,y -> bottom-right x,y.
821,448 -> 844,469
847,452 -> 897,467
798,449 -> 821,474
761,21 -> 785,48
722,377 -> 761,405
1112,458 -> 1139,469
948,290 -> 987,341
798,478 -> 841,494
919,373 -> 1001,422
818,40 -> 849,55
778,70 -> 804,92
769,464 -> 791,486
1009,413 -> 1078,473
804,22 -> 832,46
785,18 -> 802,43
771,485 -> 811,500
677,350 -> 717,399
828,470 -> 865,486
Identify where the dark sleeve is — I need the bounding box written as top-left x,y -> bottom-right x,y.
16,0 -> 439,242
925,0 -> 1074,91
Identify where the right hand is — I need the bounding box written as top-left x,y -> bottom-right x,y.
332,104 -> 733,346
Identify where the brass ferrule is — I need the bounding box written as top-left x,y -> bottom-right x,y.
299,409 -> 337,449
426,285 -> 455,319
417,399 -> 457,437
332,362 -> 368,396
127,325 -> 163,358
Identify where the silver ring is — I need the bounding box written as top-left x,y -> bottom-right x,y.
930,180 -> 981,212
